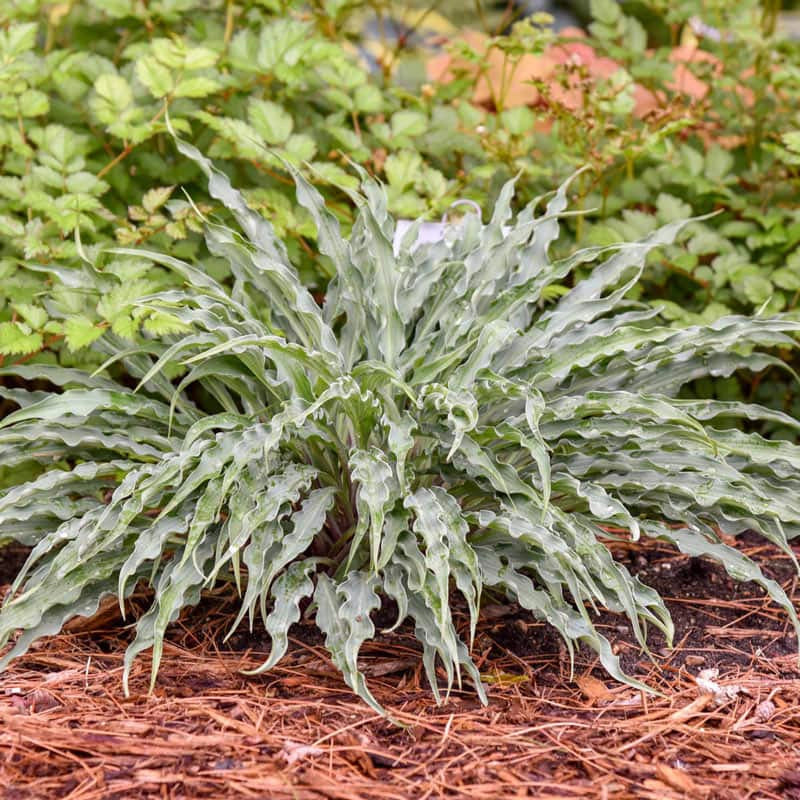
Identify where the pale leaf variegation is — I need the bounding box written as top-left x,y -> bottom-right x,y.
1,140 -> 799,713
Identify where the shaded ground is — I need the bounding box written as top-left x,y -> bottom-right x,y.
1,537 -> 800,799
0,547 -> 29,588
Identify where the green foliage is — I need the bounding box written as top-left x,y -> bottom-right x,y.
427,2 -> 800,325
2,145 -> 800,710
572,3 -> 800,323
0,0 -> 470,365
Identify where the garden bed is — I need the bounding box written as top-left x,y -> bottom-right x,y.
2,536 -> 799,800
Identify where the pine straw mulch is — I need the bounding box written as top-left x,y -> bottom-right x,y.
2,536 -> 800,800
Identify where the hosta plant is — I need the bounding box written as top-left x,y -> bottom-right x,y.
2,139 -> 800,713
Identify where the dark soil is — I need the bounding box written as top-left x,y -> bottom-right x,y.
0,546 -> 29,588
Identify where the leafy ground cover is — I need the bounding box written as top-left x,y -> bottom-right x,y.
1,535 -> 800,799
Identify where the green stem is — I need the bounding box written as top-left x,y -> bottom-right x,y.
223,0 -> 236,49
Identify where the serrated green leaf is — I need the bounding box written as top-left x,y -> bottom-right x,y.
0,23 -> 38,59
64,316 -> 105,350
90,74 -> 134,125
183,47 -> 219,70
11,303 -> 47,330
0,322 -> 42,356
142,186 -> 175,214
248,99 -> 294,145
173,77 -> 222,98
384,151 -> 423,191
135,56 -> 174,98
391,110 -> 427,139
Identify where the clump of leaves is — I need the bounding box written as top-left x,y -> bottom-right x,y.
2,141 -> 800,712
